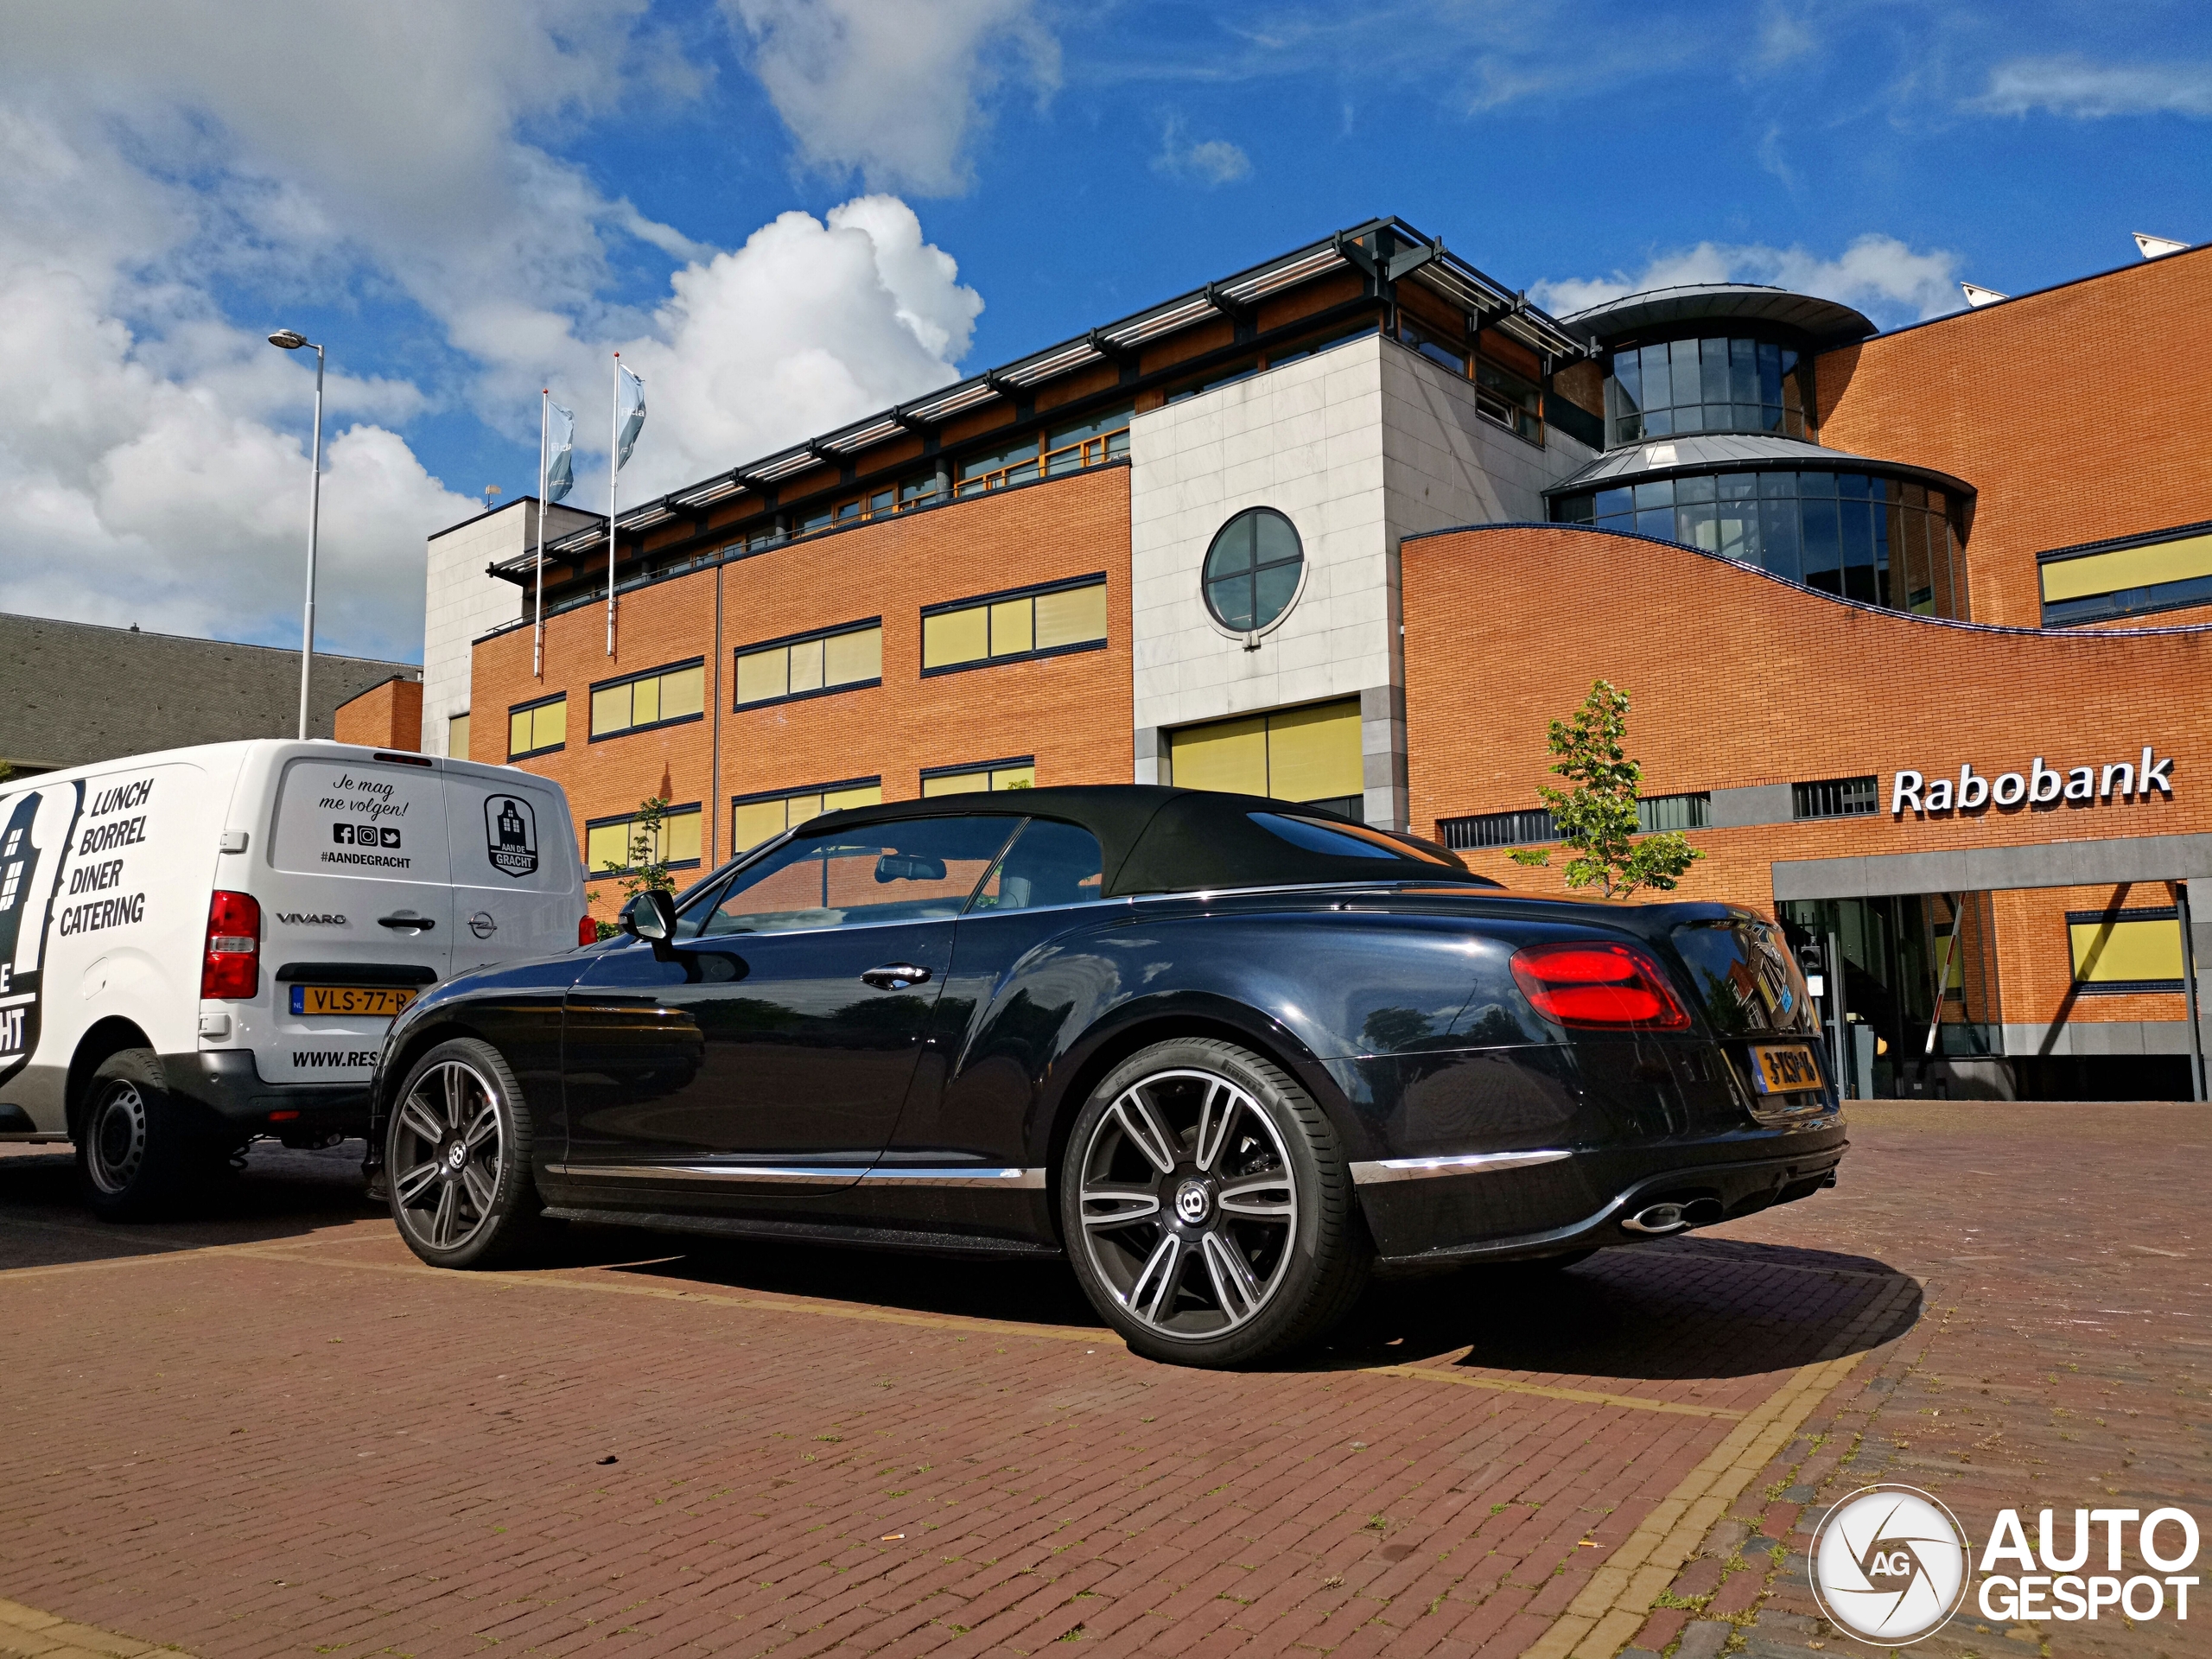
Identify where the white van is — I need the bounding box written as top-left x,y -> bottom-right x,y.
0,740 -> 587,1216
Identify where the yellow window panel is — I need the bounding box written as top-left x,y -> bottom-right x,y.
1170,715 -> 1269,796
448,714 -> 470,761
2041,532 -> 2212,603
589,684 -> 630,737
2069,918 -> 2184,983
991,765 -> 1036,790
535,699 -> 566,749
824,626 -> 882,687
787,638 -> 826,696
509,710 -> 531,758
632,675 -> 661,726
735,647 -> 789,705
923,606 -> 990,669
661,665 -> 705,721
732,798 -> 789,851
923,771 -> 993,798
989,598 -> 1034,657
1035,582 -> 1108,650
1266,699 -> 1363,803
822,783 -> 882,812
664,811 -> 702,865
585,823 -> 630,874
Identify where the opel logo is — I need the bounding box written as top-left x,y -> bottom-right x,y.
1173,1179 -> 1211,1226
468,911 -> 497,938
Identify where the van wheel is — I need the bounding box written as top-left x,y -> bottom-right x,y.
78,1049 -> 195,1221
386,1038 -> 544,1270
1061,1038 -> 1371,1368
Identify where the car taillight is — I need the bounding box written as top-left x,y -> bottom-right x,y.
202,890 -> 261,1000
1510,940 -> 1690,1031
578,915 -> 598,947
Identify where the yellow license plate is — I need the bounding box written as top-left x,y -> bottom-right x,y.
291,985 -> 417,1018
1750,1043 -> 1823,1094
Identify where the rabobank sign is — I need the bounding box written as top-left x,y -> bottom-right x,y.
1889,747 -> 2175,817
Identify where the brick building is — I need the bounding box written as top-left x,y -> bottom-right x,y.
429,215 -> 2212,1101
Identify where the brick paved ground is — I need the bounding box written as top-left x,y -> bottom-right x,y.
0,1103 -> 2203,1659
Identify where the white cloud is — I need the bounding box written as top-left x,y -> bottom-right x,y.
728,0 -> 1061,195
1532,234 -> 1965,327
1973,55 -> 2212,119
1152,117 -> 1254,187
613,197 -> 982,498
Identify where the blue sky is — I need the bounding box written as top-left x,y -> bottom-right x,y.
3,1 -> 2206,660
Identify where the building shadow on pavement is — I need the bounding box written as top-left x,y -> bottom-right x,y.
0,1139 -> 379,1268
1325,1236 -> 1923,1379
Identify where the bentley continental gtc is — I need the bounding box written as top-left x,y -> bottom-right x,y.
368,785 -> 1845,1367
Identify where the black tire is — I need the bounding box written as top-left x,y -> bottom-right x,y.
385,1038 -> 546,1269
1060,1037 -> 1370,1368
77,1049 -> 201,1220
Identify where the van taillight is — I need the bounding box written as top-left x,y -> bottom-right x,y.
1510,940 -> 1690,1031
578,915 -> 598,948
202,890 -> 261,1000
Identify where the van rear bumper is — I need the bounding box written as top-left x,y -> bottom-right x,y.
159,1051 -> 372,1136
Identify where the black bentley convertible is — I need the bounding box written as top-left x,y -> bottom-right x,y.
369,785 -> 1844,1366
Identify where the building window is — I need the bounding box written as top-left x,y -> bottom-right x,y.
921,575 -> 1108,674
448,713 -> 471,762
584,803 -> 703,880
1202,509 -> 1304,634
1166,361 -> 1261,404
1475,357 -> 1543,444
953,407 -> 1133,499
589,658 -> 705,741
1437,792 -> 1709,851
730,777 -> 882,852
734,621 -> 883,709
1793,777 -> 1879,820
507,694 -> 566,760
1605,336 -> 1809,447
1168,699 -> 1362,820
2067,906 -> 2184,995
2039,522 -> 2212,626
921,756 -> 1035,797
1553,469 -> 1969,619
1396,317 -> 1468,376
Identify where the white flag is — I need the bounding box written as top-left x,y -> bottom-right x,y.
545,402 -> 575,503
615,365 -> 646,472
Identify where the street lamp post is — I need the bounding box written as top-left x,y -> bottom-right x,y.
268,328 -> 324,740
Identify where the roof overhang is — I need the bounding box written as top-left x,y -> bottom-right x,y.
1562,284 -> 1877,348
1541,433 -> 1974,500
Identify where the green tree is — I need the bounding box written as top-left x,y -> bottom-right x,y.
592,795 -> 677,939
1508,679 -> 1703,899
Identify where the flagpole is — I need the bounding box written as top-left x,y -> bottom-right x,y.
606,352 -> 620,657
534,389 -> 549,679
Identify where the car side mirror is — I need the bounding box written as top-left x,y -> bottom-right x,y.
875,852 -> 947,884
621,889 -> 678,950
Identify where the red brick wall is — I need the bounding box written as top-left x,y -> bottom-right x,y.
1815,246 -> 2212,629
474,467 -> 1134,920
1402,524 -> 2212,1031
332,676 -> 422,750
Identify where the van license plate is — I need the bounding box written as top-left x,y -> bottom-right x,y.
291,986 -> 418,1018
1750,1044 -> 1822,1094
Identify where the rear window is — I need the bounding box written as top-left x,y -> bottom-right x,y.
272,759 -> 450,883
1670,918 -> 1819,1038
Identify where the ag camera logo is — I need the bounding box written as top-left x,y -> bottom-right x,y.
1809,1485 -> 1971,1645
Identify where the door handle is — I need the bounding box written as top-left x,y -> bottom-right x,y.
378,914 -> 437,931
861,963 -> 931,990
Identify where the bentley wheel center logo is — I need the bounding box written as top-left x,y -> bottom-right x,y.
1810,1484 -> 1971,1645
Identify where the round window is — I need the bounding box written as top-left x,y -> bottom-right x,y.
1201,507 -> 1304,633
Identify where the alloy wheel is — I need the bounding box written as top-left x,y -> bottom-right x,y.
86,1080 -> 149,1197
1074,1067 -> 1298,1340
391,1058 -> 504,1251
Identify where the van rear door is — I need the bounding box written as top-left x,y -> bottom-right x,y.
442,766 -> 581,974
257,754 -> 453,1085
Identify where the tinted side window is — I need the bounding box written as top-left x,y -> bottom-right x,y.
969,819 -> 1104,912
699,817 -> 1020,936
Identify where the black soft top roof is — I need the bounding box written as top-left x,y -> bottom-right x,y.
802,785 -> 1500,898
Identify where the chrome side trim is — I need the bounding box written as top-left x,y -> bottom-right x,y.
545,1161 -> 1048,1190
544,1161 -> 861,1186
856,1166 -> 1047,1189
1349,1148 -> 1573,1185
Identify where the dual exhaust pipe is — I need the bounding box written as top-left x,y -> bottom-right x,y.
1622,1197 -> 1726,1236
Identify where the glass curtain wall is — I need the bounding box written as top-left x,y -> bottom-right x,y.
1605,336 -> 1809,447
1554,470 -> 1968,618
